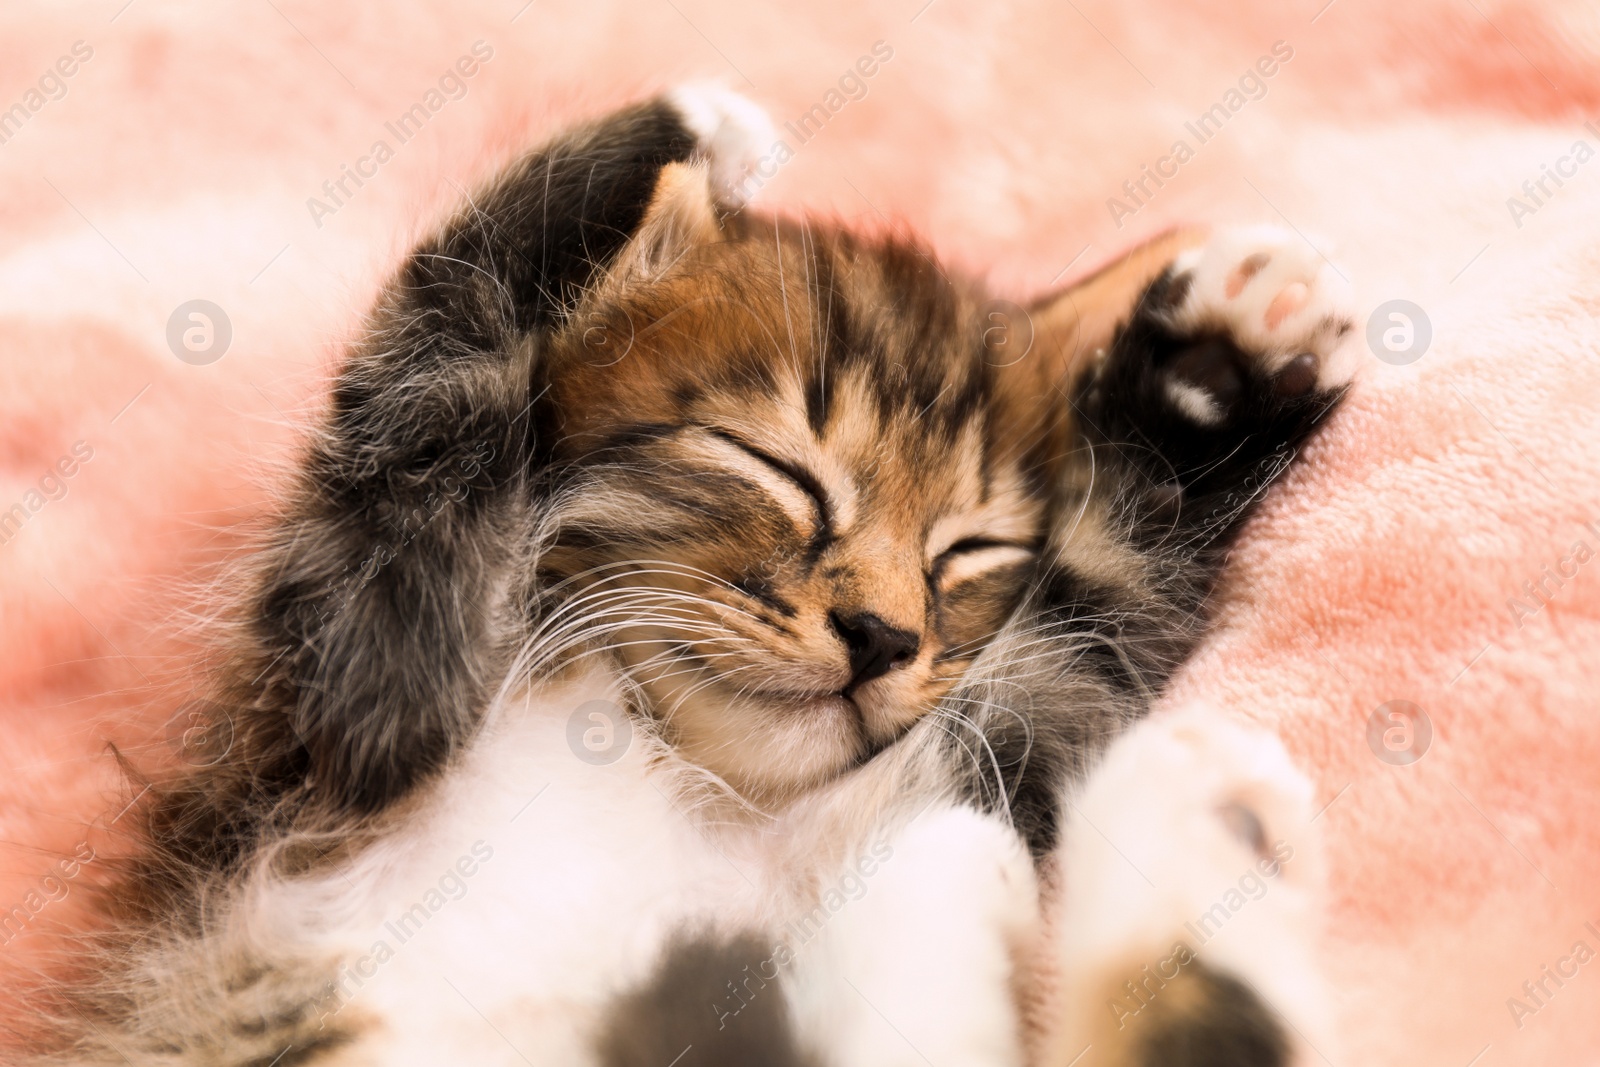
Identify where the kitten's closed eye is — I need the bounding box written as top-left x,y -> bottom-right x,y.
929,538 -> 1036,588
701,427 -> 832,533
700,427 -> 1033,592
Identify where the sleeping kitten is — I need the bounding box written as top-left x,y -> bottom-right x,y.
25,87 -> 1355,1065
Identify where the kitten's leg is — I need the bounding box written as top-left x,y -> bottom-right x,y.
590,808 -> 1036,1067
785,808 -> 1039,1067
970,229 -> 1358,853
1041,707 -> 1332,1067
1054,224 -> 1360,674
230,87 -> 771,816
1073,224 -> 1358,537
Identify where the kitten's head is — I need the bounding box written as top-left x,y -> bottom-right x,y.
534,164 -> 1065,797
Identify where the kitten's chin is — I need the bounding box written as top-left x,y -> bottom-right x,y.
652,687 -> 876,799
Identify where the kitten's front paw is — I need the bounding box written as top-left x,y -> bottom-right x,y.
1078,226 -> 1355,501
1043,708 -> 1333,1067
665,84 -> 777,207
1162,225 -> 1358,412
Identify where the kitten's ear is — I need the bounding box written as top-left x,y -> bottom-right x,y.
591,84 -> 774,293
1025,227 -> 1210,384
604,160 -> 726,284
990,228 -> 1209,479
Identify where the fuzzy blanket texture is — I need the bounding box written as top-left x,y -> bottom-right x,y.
2,1 -> 1598,1063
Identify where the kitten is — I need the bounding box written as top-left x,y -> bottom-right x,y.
23,87 -> 1355,1065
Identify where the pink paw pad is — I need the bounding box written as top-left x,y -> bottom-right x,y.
1265,281 -> 1310,329
1224,253 -> 1270,299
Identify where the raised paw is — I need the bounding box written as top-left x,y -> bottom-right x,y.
1041,707 -> 1332,1067
1073,226 -> 1357,539
1161,225 -> 1358,411
665,84 -> 778,208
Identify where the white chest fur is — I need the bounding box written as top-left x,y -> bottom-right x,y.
239,673 -> 1035,1066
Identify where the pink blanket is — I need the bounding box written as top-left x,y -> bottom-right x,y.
3,2 -> 1597,1062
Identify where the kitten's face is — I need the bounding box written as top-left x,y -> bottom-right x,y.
538,221 -> 1052,797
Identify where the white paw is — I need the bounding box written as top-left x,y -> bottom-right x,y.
666,83 -> 777,208
1167,225 -> 1359,396
1044,707 -> 1332,1067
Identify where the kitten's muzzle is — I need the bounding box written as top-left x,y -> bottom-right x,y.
830,610 -> 921,693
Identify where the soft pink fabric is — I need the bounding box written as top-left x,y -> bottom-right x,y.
3,2 -> 1597,1062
